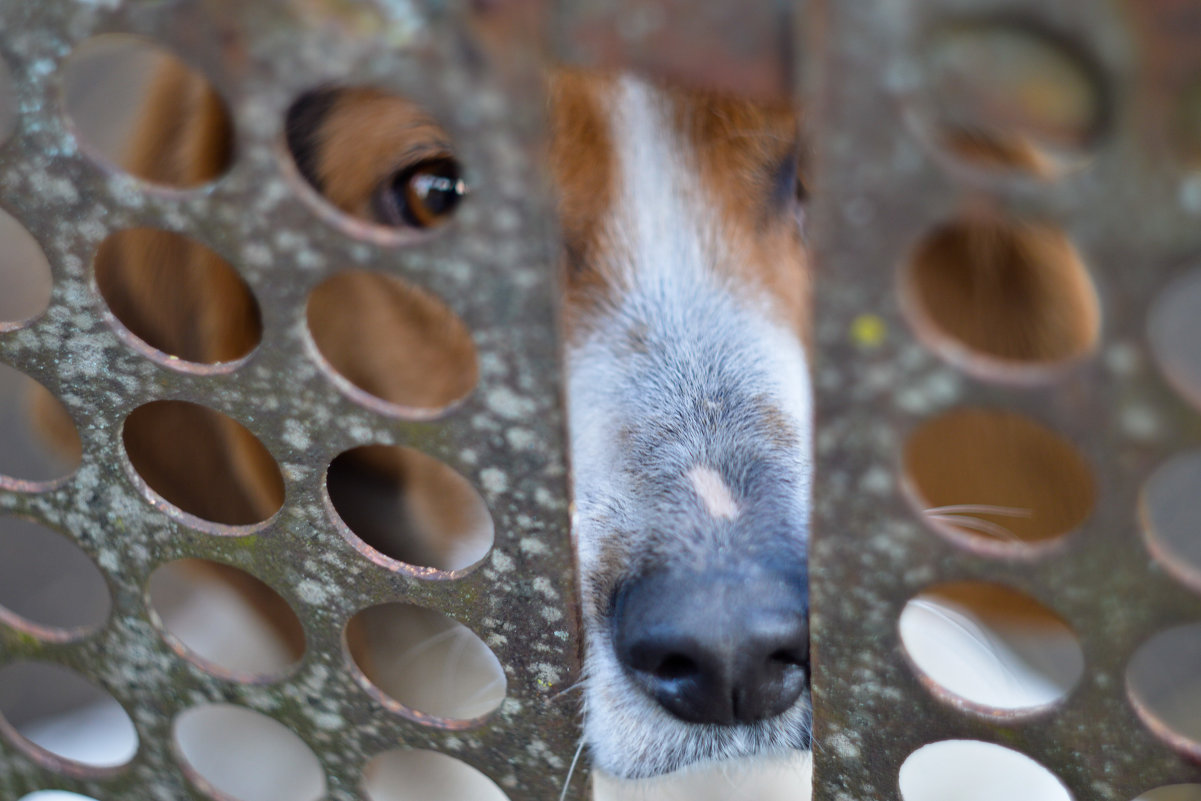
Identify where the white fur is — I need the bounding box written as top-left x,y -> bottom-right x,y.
687,465 -> 740,520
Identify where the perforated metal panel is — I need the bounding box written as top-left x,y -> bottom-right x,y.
0,1 -> 586,799
4,0 -> 1201,800
809,1 -> 1201,798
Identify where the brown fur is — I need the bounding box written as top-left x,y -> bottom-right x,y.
123,57 -> 234,188
905,408 -> 1095,546
550,74 -> 812,347
548,70 -> 619,338
668,89 -> 811,342
306,271 -> 477,416
42,60 -> 277,527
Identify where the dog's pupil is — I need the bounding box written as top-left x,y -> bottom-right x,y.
398,157 -> 465,228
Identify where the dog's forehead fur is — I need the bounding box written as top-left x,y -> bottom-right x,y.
551,72 -> 810,342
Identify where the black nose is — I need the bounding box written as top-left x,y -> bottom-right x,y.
612,567 -> 809,725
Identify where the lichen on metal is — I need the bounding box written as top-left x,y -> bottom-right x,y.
809,0 -> 1201,798
0,1 -> 586,799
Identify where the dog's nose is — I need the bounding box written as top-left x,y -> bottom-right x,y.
613,568 -> 809,725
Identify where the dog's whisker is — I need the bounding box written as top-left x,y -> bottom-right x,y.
925,503 -> 1033,518
550,680 -> 586,702
559,737 -> 586,801
927,512 -> 1024,542
389,626 -> 466,671
442,625 -> 473,704
908,599 -> 1026,690
458,675 -> 507,708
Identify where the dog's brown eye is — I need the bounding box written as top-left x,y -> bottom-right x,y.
374,157 -> 466,229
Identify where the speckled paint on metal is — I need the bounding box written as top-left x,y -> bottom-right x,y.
5,0 -> 1201,799
808,0 -> 1201,798
0,1 -> 587,799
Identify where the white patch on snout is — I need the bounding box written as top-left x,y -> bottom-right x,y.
687,465 -> 739,520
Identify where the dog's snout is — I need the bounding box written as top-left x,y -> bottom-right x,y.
613,568 -> 809,726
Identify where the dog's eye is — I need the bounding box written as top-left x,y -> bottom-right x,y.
373,157 -> 467,229
771,149 -> 806,213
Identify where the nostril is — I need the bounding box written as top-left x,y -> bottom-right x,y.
626,639 -> 708,685
770,649 -> 805,668
654,653 -> 699,681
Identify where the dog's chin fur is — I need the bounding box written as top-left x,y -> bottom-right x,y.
583,627 -> 813,779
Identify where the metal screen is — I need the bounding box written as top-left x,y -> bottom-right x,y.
3,0 -> 1201,800
0,1 -> 585,799
809,0 -> 1201,799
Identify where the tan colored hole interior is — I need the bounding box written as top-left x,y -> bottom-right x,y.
348,602 -> 506,723
0,207 -> 53,326
307,271 -> 478,415
0,660 -> 138,768
0,516 -> 111,633
147,559 -> 305,677
363,748 -> 511,801
904,408 -> 1095,548
898,740 -> 1071,801
1127,623 -> 1201,755
0,365 -> 81,484
63,35 -> 232,188
899,581 -> 1083,712
173,704 -> 325,801
122,400 -> 284,527
327,444 -> 493,572
95,228 -> 262,365
904,218 -> 1100,374
920,21 -> 1102,175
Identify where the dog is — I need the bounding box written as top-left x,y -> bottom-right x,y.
548,72 -> 813,777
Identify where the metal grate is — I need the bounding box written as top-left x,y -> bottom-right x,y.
4,0 -> 1201,799
809,0 -> 1201,798
0,1 -> 585,799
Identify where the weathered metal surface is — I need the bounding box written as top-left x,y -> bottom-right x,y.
809,0 -> 1201,799
0,1 -> 587,799
6,0 -> 1201,799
